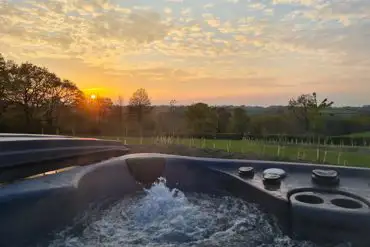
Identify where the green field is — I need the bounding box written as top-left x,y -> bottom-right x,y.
341,131 -> 370,138
100,136 -> 370,168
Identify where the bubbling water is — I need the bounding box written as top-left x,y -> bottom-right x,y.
48,178 -> 349,247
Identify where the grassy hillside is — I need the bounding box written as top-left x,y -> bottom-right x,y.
99,136 -> 370,168
341,132 -> 370,137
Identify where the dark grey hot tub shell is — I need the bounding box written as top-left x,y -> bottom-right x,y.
0,137 -> 369,246
0,136 -> 129,183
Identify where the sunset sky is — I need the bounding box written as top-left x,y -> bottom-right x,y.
1,0 -> 369,106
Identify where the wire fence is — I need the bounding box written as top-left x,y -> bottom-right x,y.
96,136 -> 370,168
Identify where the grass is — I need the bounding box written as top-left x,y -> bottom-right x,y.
340,131 -> 370,138
98,136 -> 370,168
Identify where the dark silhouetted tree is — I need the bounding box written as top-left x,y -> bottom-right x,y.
42,79 -> 82,130
186,103 -> 217,135
128,88 -> 152,135
169,99 -> 177,136
289,92 -> 333,134
215,107 -> 231,133
230,107 -> 249,135
7,63 -> 56,129
117,96 -> 125,136
97,97 -> 113,124
0,53 -> 12,120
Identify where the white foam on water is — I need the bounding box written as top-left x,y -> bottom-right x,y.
48,178 -> 350,247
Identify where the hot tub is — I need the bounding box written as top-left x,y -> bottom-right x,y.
0,137 -> 369,246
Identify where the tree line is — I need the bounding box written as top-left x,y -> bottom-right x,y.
1,53 -> 370,138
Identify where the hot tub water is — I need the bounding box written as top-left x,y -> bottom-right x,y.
48,178 -> 350,247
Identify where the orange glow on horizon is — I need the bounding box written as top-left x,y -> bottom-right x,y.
2,0 -> 370,106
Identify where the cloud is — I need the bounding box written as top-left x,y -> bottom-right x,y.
203,13 -> 221,27
264,8 -> 274,15
90,10 -> 169,43
2,0 -> 370,106
271,0 -> 320,6
305,1 -> 370,26
115,67 -> 193,80
0,0 -> 171,66
203,3 -> 214,9
248,3 -> 266,10
188,76 -> 289,87
164,7 -> 172,14
226,0 -> 239,3
181,7 -> 191,16
165,0 -> 184,2
3,0 -> 366,68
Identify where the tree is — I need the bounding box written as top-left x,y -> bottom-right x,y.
185,103 -> 217,135
0,53 -> 12,120
6,63 -> 54,129
0,55 -> 121,134
215,107 -> 231,133
169,99 -> 177,136
250,114 -> 293,136
0,54 -> 7,100
230,107 -> 249,135
128,88 -> 152,135
1,59 -> 83,132
97,97 -> 113,124
117,96 -> 125,136
288,92 -> 333,134
42,79 -> 82,130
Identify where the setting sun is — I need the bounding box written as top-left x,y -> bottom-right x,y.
90,94 -> 97,100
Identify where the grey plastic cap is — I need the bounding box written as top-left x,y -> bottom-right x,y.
238,166 -> 254,178
312,169 -> 339,186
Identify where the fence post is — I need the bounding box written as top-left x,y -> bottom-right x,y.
316,148 -> 320,161
337,152 -> 342,165
323,150 -> 327,164
317,136 -> 321,161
